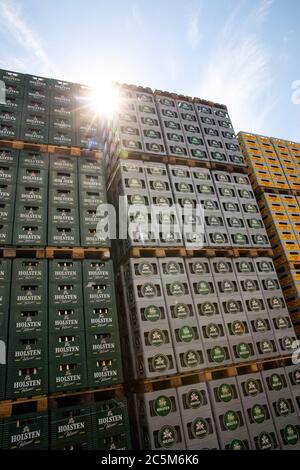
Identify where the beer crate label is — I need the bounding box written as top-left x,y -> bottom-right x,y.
223,410 -> 240,431
245,379 -> 260,397
251,405 -> 266,424
154,396 -> 172,417
217,384 -> 233,403
158,425 -> 177,448
178,326 -> 194,343
186,389 -> 203,409
254,317 -> 268,333
191,418 -> 209,439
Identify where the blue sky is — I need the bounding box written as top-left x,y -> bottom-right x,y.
0,0 -> 299,141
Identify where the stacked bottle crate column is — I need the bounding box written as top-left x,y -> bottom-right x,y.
159,258 -> 206,373
261,368 -> 300,449
176,97 -> 208,162
133,389 -> 186,450
14,150 -> 48,246
121,258 -> 177,380
186,258 -> 232,368
169,165 -> 206,248
48,155 -> 79,246
20,75 -> 50,145
0,70 -> 24,141
254,258 -> 298,355
78,156 -> 109,247
48,260 -> 87,393
208,377 -> 252,450
49,80 -> 76,147
233,258 -> 278,359
236,372 -> 280,450
144,162 -> 183,248
155,93 -> 189,159
6,259 -> 48,398
177,383 -> 219,449
211,258 -> 257,363
75,84 -> 101,150
83,259 -> 122,388
0,147 -> 18,245
0,259 -> 11,400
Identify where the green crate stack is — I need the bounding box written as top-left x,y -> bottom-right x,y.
6,259 -> 48,399
83,259 -> 123,389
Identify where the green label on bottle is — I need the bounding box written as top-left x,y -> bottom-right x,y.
245,379 -> 260,397
141,283 -> 157,298
148,329 -> 166,347
270,373 -> 283,391
276,398 -> 291,416
138,262 -> 154,276
196,281 -> 211,295
211,346 -> 226,363
237,342 -> 251,359
218,384 -> 234,403
144,305 -> 161,322
191,418 -> 209,439
179,326 -> 194,343
158,425 -> 177,448
154,396 -> 172,417
174,303 -> 189,319
223,411 -> 240,431
165,261 -> 180,275
170,282 -> 185,296
251,404 -> 266,424
152,354 -> 169,372
257,432 -> 273,450
183,350 -> 200,367
201,302 -> 216,316
187,389 -> 203,409
229,440 -> 246,450
206,323 -> 221,339
231,321 -> 245,336
283,425 -> 299,446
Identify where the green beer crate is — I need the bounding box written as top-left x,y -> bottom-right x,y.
85,330 -> 121,358
18,150 -> 49,170
93,429 -> 131,450
0,223 -> 13,245
82,259 -> 114,282
12,258 -> 47,283
50,405 -> 92,450
49,259 -> 82,284
2,412 -> 48,450
0,148 -> 19,166
9,306 -> 47,336
49,306 -> 84,333
49,282 -> 82,308
49,359 -> 87,393
6,364 -> 48,399
87,354 -> 123,389
91,398 -> 131,443
49,332 -> 86,363
7,333 -> 48,366
84,305 -> 118,333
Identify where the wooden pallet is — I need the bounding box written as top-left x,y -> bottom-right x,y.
0,396 -> 48,418
45,246 -> 110,260
0,139 -> 103,158
116,150 -> 168,164
48,384 -> 124,408
128,355 -> 293,394
129,246 -> 187,259
0,247 -> 45,259
48,144 -> 103,159
0,139 -> 48,153
127,246 -> 273,260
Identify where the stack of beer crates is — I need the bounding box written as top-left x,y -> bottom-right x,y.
0,68 -> 130,451
238,132 -> 300,338
104,84 -> 300,450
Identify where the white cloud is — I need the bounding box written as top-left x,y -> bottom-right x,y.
194,0 -> 276,135
187,14 -> 202,48
256,0 -> 274,19
0,0 -> 55,75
